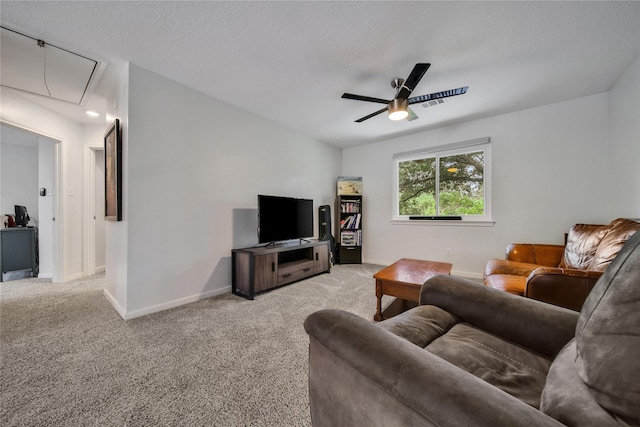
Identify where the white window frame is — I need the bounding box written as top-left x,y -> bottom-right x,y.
392,137 -> 493,226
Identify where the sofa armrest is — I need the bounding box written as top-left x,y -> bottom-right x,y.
506,243 -> 565,266
420,275 -> 578,357
304,309 -> 565,427
525,267 -> 602,311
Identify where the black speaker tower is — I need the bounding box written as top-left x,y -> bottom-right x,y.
318,205 -> 335,265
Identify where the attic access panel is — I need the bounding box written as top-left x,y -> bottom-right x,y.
1,27 -> 98,105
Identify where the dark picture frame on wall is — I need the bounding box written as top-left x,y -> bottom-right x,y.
104,118 -> 122,221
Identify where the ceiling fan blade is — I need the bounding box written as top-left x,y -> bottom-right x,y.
342,93 -> 391,104
408,86 -> 469,105
406,107 -> 419,121
355,107 -> 388,123
396,63 -> 431,99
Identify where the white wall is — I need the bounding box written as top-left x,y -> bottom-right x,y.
116,64 -> 341,318
0,140 -> 38,221
103,63 -> 129,316
343,93 -> 611,276
1,88 -> 85,281
608,54 -> 640,218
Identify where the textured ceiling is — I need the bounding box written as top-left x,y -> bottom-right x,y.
1,1 -> 639,148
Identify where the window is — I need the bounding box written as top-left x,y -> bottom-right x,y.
393,137 -> 492,223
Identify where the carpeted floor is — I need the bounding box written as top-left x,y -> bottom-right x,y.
0,264 -> 384,426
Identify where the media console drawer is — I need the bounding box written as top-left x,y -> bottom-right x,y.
232,240 -> 330,299
278,260 -> 314,285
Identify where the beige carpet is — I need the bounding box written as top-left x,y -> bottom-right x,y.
1,264 -> 384,426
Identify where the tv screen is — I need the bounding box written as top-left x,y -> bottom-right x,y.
14,205 -> 29,227
258,195 -> 314,244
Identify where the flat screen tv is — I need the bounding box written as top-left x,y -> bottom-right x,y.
258,195 -> 314,244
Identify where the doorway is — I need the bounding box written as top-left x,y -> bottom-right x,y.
84,146 -> 105,275
94,149 -> 105,273
0,122 -> 61,282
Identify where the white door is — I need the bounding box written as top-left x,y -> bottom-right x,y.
94,150 -> 106,272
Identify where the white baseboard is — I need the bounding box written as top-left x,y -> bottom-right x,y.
102,289 -> 127,319
38,273 -> 53,279
95,266 -> 106,274
362,258 -> 388,266
64,272 -> 84,282
115,286 -> 232,320
451,270 -> 483,280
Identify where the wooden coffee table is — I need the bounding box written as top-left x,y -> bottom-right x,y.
373,258 -> 452,321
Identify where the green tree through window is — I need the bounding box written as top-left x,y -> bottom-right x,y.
398,150 -> 485,216
398,157 -> 436,215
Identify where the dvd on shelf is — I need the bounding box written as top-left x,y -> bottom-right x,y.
339,230 -> 362,246
340,213 -> 361,230
340,200 -> 361,213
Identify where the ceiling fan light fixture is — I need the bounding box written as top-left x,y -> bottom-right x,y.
342,63 -> 467,123
388,99 -> 408,121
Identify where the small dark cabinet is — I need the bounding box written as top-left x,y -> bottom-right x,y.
232,239 -> 330,299
0,227 -> 39,281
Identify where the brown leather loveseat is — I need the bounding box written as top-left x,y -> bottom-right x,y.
484,218 -> 639,311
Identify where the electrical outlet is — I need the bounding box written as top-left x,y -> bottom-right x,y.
445,248 -> 452,257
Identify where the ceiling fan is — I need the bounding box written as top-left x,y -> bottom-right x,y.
342,63 -> 468,123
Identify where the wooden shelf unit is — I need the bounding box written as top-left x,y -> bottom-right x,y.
336,195 -> 362,264
232,239 -> 330,299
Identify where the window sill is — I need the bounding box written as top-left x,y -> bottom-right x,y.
390,219 -> 495,227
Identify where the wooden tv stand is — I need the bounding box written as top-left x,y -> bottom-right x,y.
232,239 -> 330,299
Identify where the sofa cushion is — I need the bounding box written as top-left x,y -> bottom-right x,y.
541,340 -> 623,426
426,323 -> 552,408
484,259 -> 541,277
575,230 -> 640,424
590,218 -> 640,271
504,243 -> 565,266
559,223 -> 609,270
483,259 -> 540,295
483,273 -> 526,295
376,305 -> 457,348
